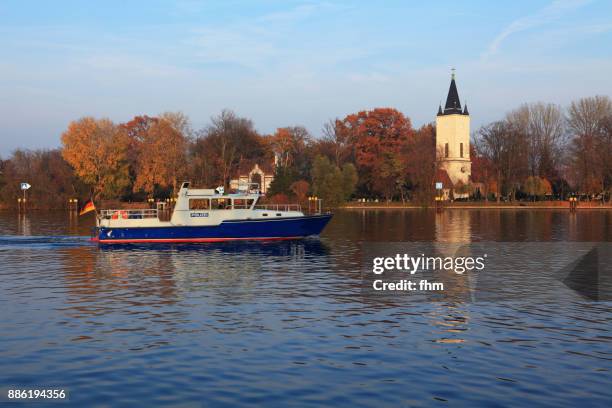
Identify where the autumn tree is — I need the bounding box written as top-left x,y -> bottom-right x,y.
403,124 -> 437,203
0,149 -> 88,208
470,144 -> 496,200
132,117 -> 188,195
337,108 -> 413,200
270,126 -> 311,170
61,117 -> 130,199
290,180 -> 310,202
524,176 -> 552,200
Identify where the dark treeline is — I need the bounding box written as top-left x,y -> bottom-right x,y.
1,95 -> 611,209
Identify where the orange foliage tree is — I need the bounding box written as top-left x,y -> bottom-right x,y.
337,108 -> 414,200
270,126 -> 311,169
120,115 -> 158,188
404,124 -> 437,203
132,118 -> 188,195
470,144 -> 496,200
290,180 -> 310,202
61,117 -> 130,199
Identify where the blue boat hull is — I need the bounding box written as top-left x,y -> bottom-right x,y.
96,214 -> 333,244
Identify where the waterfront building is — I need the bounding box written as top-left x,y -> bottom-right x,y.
436,70 -> 471,199
230,162 -> 275,194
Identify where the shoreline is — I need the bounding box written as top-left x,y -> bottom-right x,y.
2,204 -> 612,211
342,203 -> 612,210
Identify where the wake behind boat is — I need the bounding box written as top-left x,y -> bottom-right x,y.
94,182 -> 332,244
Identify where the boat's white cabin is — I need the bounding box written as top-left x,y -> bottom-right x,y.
97,182 -> 304,228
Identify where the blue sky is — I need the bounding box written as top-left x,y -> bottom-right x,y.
1,0 -> 611,155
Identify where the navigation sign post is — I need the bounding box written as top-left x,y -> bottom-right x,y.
19,182 -> 31,212
435,182 -> 443,212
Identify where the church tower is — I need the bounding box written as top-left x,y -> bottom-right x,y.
436,70 -> 471,187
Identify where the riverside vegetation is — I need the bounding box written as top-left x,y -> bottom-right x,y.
1,95 -> 612,209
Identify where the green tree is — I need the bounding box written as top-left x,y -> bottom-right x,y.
341,163 -> 358,200
312,156 -> 357,207
267,166 -> 297,197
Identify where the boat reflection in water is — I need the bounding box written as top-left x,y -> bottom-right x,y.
83,239 -> 331,297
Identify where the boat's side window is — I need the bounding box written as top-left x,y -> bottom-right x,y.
189,199 -> 210,210
210,198 -> 228,210
232,199 -> 254,209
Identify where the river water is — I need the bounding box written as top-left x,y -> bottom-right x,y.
0,209 -> 611,406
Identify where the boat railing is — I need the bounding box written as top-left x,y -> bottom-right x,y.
99,209 -> 159,220
254,204 -> 302,212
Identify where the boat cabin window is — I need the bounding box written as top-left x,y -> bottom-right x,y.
210,198 -> 230,210
233,198 -> 255,209
189,199 -> 210,210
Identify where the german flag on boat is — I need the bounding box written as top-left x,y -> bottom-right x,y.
79,200 -> 96,216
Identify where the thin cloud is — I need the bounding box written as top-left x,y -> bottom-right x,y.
482,0 -> 591,60
348,72 -> 390,83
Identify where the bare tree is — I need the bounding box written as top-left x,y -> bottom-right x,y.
475,121 -> 528,202
160,111 -> 194,140
322,119 -> 351,167
566,96 -> 612,196
506,103 -> 565,180
567,96 -> 612,137
203,110 -> 263,188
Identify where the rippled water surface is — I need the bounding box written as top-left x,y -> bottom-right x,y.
0,209 -> 611,407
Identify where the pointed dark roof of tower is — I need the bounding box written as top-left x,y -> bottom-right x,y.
463,103 -> 469,115
437,104 -> 443,116
443,72 -> 462,115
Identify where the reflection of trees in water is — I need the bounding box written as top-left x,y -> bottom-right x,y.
327,209 -> 437,242
435,211 -> 476,305
91,241 -> 333,336
333,208 -> 612,242
17,213 -> 31,236
66,211 -> 82,236
58,245 -> 180,316
435,210 -> 471,244
60,240 -> 333,312
5,211 -> 95,236
163,240 -> 333,305
58,245 -> 185,349
427,303 -> 469,344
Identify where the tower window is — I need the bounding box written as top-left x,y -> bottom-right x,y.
445,143 -> 449,158
460,143 -> 464,158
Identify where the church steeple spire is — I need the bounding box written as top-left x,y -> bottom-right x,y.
435,70 -> 471,190
443,69 -> 462,115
